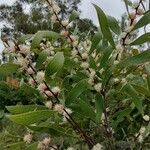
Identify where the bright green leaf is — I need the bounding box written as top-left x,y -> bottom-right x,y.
45,52 -> 64,80
69,10 -> 79,22
8,110 -> 55,125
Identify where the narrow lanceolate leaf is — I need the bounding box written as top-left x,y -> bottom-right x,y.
6,105 -> 46,114
45,52 -> 64,80
133,11 -> 150,31
130,33 -> 150,45
25,142 -> 38,150
8,110 -> 55,125
118,49 -> 150,69
65,79 -> 90,105
31,31 -> 60,53
69,10 -> 79,22
90,32 -> 102,54
145,64 -> 150,91
95,94 -> 104,124
94,4 -> 115,48
122,84 -> 144,115
5,142 -> 25,150
0,63 -> 20,77
107,16 -> 121,35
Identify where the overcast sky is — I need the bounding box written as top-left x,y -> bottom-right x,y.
0,0 -> 147,52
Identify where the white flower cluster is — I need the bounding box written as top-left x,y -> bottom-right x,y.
143,115 -> 150,122
37,137 -> 51,150
23,133 -> 33,144
92,143 -> 103,150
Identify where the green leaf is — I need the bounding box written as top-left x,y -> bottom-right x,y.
94,4 -> 115,48
95,94 -> 104,124
18,34 -> 33,44
145,64 -> 150,91
45,52 -> 64,80
122,84 -> 144,115
25,142 -> 38,150
8,110 -> 55,125
6,142 -> 25,150
78,100 -> 95,120
130,33 -> 150,45
29,124 -> 78,138
133,11 -> 150,31
31,31 -> 60,53
132,84 -> 150,97
100,46 -> 113,69
118,49 -> 150,69
35,51 -> 47,69
107,16 -> 121,35
69,10 -> 79,22
66,79 -> 90,105
6,105 -> 46,114
0,63 -> 20,77
90,32 -> 102,54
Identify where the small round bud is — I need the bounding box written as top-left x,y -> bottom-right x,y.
88,78 -> 94,85
143,115 -> 150,121
61,19 -> 69,26
125,25 -> 134,33
92,143 -> 103,150
51,15 -> 57,23
114,78 -> 119,83
53,4 -> 60,13
63,108 -> 72,117
116,44 -> 123,52
52,86 -> 61,95
42,137 -> 51,147
36,71 -> 45,83
139,127 -> 146,134
81,62 -> 89,69
23,133 -> 33,144
71,50 -> 78,57
137,8 -> 144,15
45,101 -> 53,109
120,32 -> 127,39
81,52 -> 88,60
129,12 -> 136,19
114,60 -> 119,65
94,83 -> 102,92
27,67 -> 34,75
54,104 -> 64,114
138,135 -> 144,143
45,91 -> 53,97
60,30 -> 69,37
38,83 -> 47,92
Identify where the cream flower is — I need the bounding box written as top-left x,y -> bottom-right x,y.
23,133 -> 33,144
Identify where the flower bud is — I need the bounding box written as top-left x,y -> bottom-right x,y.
45,90 -> 53,97
81,52 -> 88,60
139,127 -> 146,134
36,71 -> 45,83
137,8 -> 144,15
61,19 -> 69,26
38,83 -> 47,92
54,104 -> 64,114
143,115 -> 150,121
53,4 -> 60,13
52,86 -> 61,95
129,12 -> 136,19
60,30 -> 69,37
81,62 -> 89,69
23,133 -> 33,144
45,101 -> 53,109
27,67 -> 34,75
94,83 -> 102,92
51,15 -> 57,23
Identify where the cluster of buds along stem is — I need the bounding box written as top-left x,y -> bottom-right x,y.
23,133 -> 33,144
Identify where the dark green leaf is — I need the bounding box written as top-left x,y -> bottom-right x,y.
133,11 -> 150,31
93,4 -> 115,48
130,33 -> 150,45
118,49 -> 150,69
95,94 -> 104,124
90,32 -> 102,54
8,110 -> 55,125
66,79 -> 90,105
122,84 -> 144,115
107,16 -> 121,35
